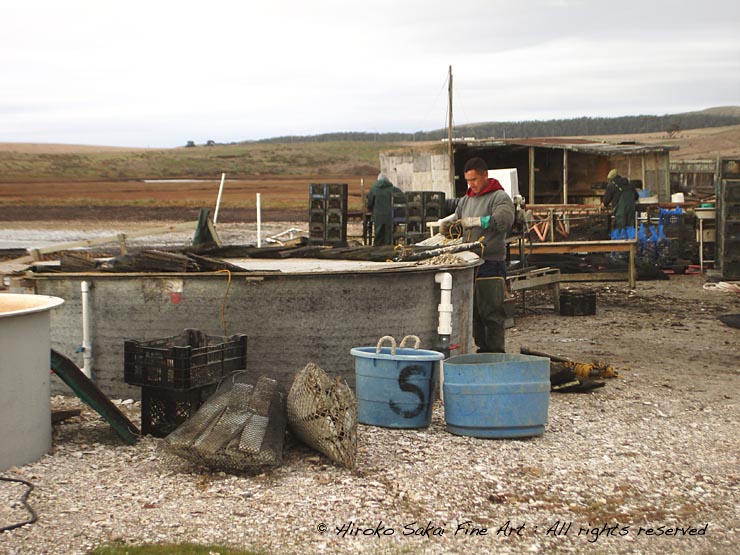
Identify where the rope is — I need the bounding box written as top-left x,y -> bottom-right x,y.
703,281 -> 740,293
214,269 -> 232,335
0,476 -> 38,532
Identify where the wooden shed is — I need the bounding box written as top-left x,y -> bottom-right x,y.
380,138 -> 678,204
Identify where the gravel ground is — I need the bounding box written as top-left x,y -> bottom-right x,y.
1,274 -> 739,555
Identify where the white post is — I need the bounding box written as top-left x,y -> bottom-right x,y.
81,281 -> 92,379
256,193 -> 262,248
213,172 -> 226,224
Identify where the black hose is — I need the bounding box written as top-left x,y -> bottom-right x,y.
0,476 -> 38,533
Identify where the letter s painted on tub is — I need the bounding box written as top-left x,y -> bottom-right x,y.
389,365 -> 426,418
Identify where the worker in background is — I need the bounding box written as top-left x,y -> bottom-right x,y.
441,158 -> 515,353
602,168 -> 639,233
367,172 -> 402,246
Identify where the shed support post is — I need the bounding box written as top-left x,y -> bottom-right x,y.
528,147 -> 535,204
562,149 -> 568,204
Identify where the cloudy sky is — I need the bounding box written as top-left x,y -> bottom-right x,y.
2,0 -> 739,147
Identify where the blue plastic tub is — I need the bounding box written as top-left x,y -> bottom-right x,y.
351,336 -> 444,429
443,353 -> 550,438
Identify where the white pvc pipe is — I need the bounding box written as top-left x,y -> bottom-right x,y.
435,272 -> 453,401
81,281 -> 92,379
435,272 -> 453,336
256,193 -> 262,248
213,172 -> 226,224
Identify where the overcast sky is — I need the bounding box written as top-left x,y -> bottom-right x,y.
2,0 -> 739,148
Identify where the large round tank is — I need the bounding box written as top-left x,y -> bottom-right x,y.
26,257 -> 477,398
0,293 -> 64,470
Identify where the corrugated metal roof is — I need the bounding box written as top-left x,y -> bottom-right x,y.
458,138 -> 678,155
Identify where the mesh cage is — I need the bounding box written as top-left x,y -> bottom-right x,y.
286,363 -> 358,469
162,375 -> 286,472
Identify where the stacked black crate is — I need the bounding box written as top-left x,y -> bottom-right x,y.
423,192 -> 446,235
392,191 -> 408,245
390,190 -> 447,244
308,184 -> 328,242
326,184 -> 348,244
123,329 -> 248,437
405,192 -> 425,245
718,158 -> 740,279
308,183 -> 348,245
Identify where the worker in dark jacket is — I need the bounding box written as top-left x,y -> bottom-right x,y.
367,173 -> 402,246
602,169 -> 639,231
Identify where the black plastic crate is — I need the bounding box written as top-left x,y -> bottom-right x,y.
325,224 -> 347,243
327,183 -> 347,197
309,223 -> 325,240
141,384 -> 216,437
423,205 -> 443,220
310,197 -> 326,211
559,290 -> 596,316
719,259 -> 740,280
309,210 -> 325,225
326,209 -> 344,225
309,183 -> 328,198
721,202 -> 740,221
721,179 -> 740,202
124,329 -> 247,390
423,191 -> 445,204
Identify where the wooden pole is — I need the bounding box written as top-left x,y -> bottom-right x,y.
528,146 -> 535,204
562,149 -> 569,204
448,65 -> 454,196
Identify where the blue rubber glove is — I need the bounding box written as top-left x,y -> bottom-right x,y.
480,215 -> 492,229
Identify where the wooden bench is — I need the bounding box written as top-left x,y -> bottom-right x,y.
507,267 -> 561,313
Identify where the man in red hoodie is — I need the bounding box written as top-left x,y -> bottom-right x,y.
443,157 -> 515,352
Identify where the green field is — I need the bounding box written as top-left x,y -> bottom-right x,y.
0,141 -> 416,181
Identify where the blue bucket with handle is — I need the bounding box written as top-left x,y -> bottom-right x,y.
351,335 -> 444,429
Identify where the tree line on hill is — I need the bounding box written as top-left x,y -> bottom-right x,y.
251,111 -> 740,144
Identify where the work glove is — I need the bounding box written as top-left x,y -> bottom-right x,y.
439,218 -> 453,236
460,215 -> 492,229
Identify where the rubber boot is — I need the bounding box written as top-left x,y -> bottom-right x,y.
473,276 -> 507,353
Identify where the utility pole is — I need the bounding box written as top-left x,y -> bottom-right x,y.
447,65 -> 454,194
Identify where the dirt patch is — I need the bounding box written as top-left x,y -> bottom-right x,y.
0,176 -> 367,223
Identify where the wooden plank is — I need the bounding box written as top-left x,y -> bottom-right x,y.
559,272 -> 628,282
29,221 -> 197,257
508,272 -> 561,291
525,240 -> 634,255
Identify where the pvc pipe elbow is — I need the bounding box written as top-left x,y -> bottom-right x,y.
435,272 -> 452,290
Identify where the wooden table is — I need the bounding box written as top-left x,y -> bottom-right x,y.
521,240 -> 637,287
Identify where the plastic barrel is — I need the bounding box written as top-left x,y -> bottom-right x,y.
351,336 -> 444,429
443,353 -> 550,438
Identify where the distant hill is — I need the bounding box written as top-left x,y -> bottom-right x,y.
253,106 -> 740,144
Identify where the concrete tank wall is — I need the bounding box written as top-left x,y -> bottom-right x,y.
29,265 -> 475,398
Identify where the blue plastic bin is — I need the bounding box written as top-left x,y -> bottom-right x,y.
443,353 -> 550,438
351,336 -> 444,429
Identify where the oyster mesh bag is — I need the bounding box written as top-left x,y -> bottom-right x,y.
162,374 -> 286,471
286,362 -> 358,468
